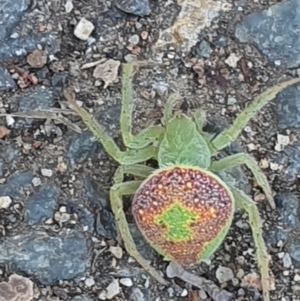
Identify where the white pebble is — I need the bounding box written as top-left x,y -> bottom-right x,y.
74,18 -> 95,41
119,278 -> 133,287
0,196 -> 12,209
98,290 -> 107,300
41,168 -> 53,177
294,274 -> 300,282
128,34 -> 139,45
32,177 -> 41,187
106,279 -> 120,299
85,277 -> 95,287
181,289 -> 188,297
109,246 -> 123,259
283,253 -> 292,268
225,53 -> 241,68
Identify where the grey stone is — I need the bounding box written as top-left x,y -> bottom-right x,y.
0,67 -> 16,91
0,170 -> 34,197
66,131 -> 100,164
235,0 -> 300,68
275,82 -> 300,130
24,185 -> 60,225
0,34 -> 59,63
127,287 -> 152,301
0,0 -> 30,40
96,209 -> 117,239
0,145 -> 19,163
0,230 -> 89,285
115,0 -> 151,17
196,40 -> 213,59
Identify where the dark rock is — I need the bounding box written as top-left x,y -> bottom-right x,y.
51,72 -> 68,90
0,67 -> 16,91
0,145 -> 20,163
196,40 -> 213,59
24,185 -> 60,225
213,35 -> 228,48
130,224 -> 156,261
235,0 -> 300,68
115,0 -> 151,16
81,176 -> 107,207
66,131 -> 100,164
275,82 -> 300,130
0,170 -> 33,197
0,230 -> 90,285
0,34 -> 59,63
0,0 -> 30,40
96,209 -> 117,239
18,87 -> 54,112
265,192 -> 299,246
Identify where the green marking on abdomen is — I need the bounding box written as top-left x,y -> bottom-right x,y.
154,202 -> 198,241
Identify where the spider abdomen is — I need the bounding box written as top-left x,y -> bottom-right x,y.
132,165 -> 235,265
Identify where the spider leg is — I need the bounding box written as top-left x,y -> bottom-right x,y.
161,93 -> 182,126
64,89 -> 158,165
210,78 -> 300,154
110,164 -> 168,285
210,153 -> 275,209
120,62 -> 165,149
229,185 -> 272,301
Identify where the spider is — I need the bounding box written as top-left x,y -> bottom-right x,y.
65,62 -> 300,301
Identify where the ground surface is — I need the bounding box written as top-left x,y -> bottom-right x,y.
0,0 -> 300,300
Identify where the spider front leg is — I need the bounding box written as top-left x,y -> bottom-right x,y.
120,62 -> 165,149
229,185 -> 272,301
210,78 -> 300,154
64,89 -> 158,165
210,153 -> 275,209
110,164 -> 168,285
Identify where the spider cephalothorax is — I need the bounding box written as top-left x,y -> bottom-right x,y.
65,61 -> 300,301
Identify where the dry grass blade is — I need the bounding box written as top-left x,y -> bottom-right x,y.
0,109 -> 82,133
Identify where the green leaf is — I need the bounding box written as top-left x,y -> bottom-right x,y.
158,114 -> 211,168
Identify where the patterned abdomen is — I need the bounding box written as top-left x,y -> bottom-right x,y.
132,165 -> 234,265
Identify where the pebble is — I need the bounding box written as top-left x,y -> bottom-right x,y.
225,53 -> 241,68
115,0 -> 151,17
84,277 -> 95,287
216,266 -> 234,283
235,0 -> 300,68
32,177 -> 41,187
0,196 -> 12,209
294,274 -> 300,282
74,18 -> 95,41
0,67 -> 16,91
124,54 -> 137,62
106,279 -> 120,299
283,253 -> 292,268
128,34 -> 140,45
24,184 -> 60,226
196,40 -> 212,58
119,278 -> 133,287
0,230 -> 89,285
109,246 -> 123,259
41,168 -> 53,177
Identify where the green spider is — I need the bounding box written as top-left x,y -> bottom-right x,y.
65,62 -> 300,301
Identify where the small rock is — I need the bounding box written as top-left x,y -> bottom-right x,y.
0,230 -> 89,285
93,59 -> 121,89
115,0 -> 151,17
196,40 -> 212,59
119,278 -> 133,287
27,50 -> 47,68
74,18 -> 95,41
0,126 -> 10,139
124,54 -> 137,62
225,53 -> 241,68
64,0 -> 74,13
109,246 -> 123,259
128,34 -> 140,45
283,253 -> 292,268
0,67 -> 16,91
84,277 -> 95,287
31,177 -> 41,187
41,169 -> 53,177
0,196 -> 12,209
216,266 -> 234,283
106,279 -> 120,299
294,274 -> 300,282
